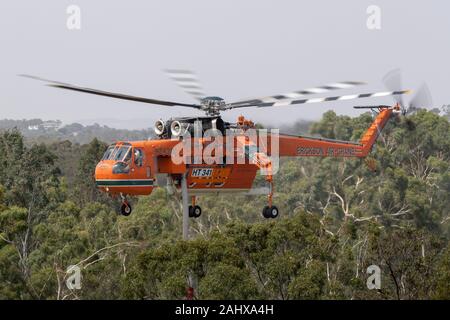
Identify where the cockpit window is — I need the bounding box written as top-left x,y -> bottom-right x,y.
123,148 -> 132,163
114,146 -> 131,162
101,145 -> 132,161
101,143 -> 136,165
134,148 -> 144,167
102,145 -> 115,160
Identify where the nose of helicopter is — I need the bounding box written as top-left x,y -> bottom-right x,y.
94,159 -> 155,196
94,160 -> 114,186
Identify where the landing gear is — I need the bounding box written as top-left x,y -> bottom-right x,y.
120,201 -> 132,216
189,205 -> 202,218
119,193 -> 132,216
188,196 -> 201,218
262,205 -> 279,219
262,177 -> 279,219
251,151 -> 279,219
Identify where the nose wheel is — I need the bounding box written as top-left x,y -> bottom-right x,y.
118,193 -> 132,216
120,201 -> 132,216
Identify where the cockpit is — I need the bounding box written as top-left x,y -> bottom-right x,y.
100,143 -> 144,174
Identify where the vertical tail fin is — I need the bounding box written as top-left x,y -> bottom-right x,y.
359,107 -> 395,156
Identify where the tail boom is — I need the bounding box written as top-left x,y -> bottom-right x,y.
274,106 -> 396,158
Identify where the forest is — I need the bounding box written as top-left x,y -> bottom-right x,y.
0,109 -> 449,300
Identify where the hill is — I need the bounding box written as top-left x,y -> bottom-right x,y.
0,118 -> 154,145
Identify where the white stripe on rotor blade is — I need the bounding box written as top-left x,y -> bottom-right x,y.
303,87 -> 329,94
305,97 -> 326,103
371,91 -> 391,97
284,92 -> 305,99
337,94 -> 359,101
273,101 -> 291,107
327,82 -> 356,89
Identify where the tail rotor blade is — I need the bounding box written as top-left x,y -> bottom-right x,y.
383,68 -> 405,106
409,83 -> 432,113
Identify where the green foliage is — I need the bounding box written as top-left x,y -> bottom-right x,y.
74,138 -> 109,205
0,110 -> 449,300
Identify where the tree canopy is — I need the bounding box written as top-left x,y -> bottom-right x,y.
0,110 -> 449,300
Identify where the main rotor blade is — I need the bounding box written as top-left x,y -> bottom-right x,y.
165,69 -> 205,101
226,90 -> 411,109
20,74 -> 202,109
382,69 -> 405,106
228,81 -> 367,106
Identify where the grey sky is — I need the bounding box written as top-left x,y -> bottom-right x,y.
1,0 -> 449,129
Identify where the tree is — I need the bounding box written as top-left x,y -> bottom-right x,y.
74,138 -> 108,205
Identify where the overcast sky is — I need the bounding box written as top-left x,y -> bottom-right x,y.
1,0 -> 449,129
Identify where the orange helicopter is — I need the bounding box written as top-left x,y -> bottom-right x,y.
22,70 -> 417,235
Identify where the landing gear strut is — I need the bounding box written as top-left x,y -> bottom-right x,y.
188,196 -> 202,218
251,148 -> 280,219
262,178 -> 279,219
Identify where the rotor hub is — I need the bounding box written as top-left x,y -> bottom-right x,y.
200,96 -> 226,116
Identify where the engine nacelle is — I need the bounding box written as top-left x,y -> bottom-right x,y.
170,120 -> 187,137
154,119 -> 166,136
153,116 -> 227,139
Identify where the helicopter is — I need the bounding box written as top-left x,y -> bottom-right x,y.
22,69 -> 420,238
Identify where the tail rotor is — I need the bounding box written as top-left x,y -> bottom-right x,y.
383,69 -> 433,116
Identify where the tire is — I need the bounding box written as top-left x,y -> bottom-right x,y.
262,205 -> 279,219
269,206 -> 279,219
120,202 -> 132,216
262,206 -> 271,219
188,205 -> 194,218
193,205 -> 202,218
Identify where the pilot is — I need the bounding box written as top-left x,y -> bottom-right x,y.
134,149 -> 143,167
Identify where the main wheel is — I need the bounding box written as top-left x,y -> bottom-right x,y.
188,205 -> 194,218
262,206 -> 271,219
268,206 -> 279,219
262,205 -> 279,219
193,205 -> 202,218
120,202 -> 132,216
